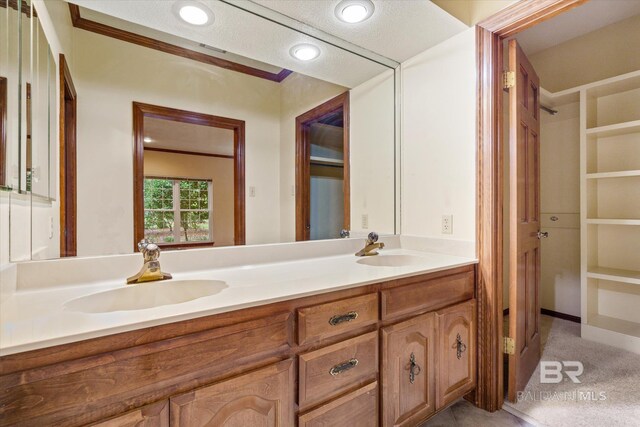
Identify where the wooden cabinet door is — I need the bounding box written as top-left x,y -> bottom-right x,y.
381,312 -> 436,427
89,401 -> 168,427
170,359 -> 295,427
436,300 -> 476,409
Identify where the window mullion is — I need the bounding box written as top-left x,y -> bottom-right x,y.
173,180 -> 181,243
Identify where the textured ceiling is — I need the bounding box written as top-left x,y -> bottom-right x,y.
513,0 -> 640,55
69,0 -> 391,88
251,0 -> 467,62
80,6 -> 283,74
144,117 -> 234,156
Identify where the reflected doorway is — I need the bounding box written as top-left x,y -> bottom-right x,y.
60,54 -> 77,257
132,103 -> 245,250
295,92 -> 350,241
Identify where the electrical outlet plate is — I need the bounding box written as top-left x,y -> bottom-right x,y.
249,186 -> 256,197
362,214 -> 369,229
442,214 -> 453,234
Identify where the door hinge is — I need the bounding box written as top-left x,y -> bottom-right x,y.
503,71 -> 515,89
503,337 -> 515,355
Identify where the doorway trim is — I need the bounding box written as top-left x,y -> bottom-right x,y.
474,0 -> 587,412
295,92 -> 350,241
59,54 -> 77,257
132,102 -> 246,250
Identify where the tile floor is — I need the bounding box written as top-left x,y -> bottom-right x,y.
421,399 -> 534,427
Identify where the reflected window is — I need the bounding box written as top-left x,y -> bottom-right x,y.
144,177 -> 213,244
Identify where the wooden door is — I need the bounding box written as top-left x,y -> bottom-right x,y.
170,359 -> 295,427
436,300 -> 476,409
381,312 -> 436,427
507,39 -> 542,402
89,401 -> 168,427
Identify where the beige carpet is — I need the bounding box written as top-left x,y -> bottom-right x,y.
504,316 -> 640,427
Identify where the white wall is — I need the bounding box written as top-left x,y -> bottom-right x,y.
539,102 -> 581,317
401,28 -> 476,243
529,14 -> 640,92
350,69 -> 396,236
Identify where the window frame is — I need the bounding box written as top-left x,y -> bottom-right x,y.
143,176 -> 214,247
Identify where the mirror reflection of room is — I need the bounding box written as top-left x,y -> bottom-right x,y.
5,0 -> 396,261
140,110 -> 238,249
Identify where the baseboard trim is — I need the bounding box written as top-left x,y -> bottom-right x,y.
541,308 -> 580,324
502,308 -> 580,324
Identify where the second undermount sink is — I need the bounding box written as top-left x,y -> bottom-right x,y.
357,254 -> 428,267
64,280 -> 228,313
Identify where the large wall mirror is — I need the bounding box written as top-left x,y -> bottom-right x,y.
5,0 -> 399,261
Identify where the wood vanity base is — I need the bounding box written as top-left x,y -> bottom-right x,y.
0,264 -> 476,426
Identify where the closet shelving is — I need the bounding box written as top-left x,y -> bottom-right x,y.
544,70 -> 640,352
579,70 -> 640,352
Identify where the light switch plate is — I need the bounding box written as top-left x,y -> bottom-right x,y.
249,186 -> 256,197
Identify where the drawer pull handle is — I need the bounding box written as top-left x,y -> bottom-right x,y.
455,333 -> 467,360
329,358 -> 359,376
328,311 -> 358,326
409,352 -> 421,384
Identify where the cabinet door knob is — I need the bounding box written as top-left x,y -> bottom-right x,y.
409,352 -> 422,384
454,333 -> 467,360
329,358 -> 358,376
537,231 -> 549,239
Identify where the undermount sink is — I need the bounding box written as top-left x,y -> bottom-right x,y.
357,254 -> 427,267
64,280 -> 228,313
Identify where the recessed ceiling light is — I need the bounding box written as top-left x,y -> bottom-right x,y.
335,0 -> 374,24
144,137 -> 153,143
173,2 -> 213,26
290,44 -> 321,61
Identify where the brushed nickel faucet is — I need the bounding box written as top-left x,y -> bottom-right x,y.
127,239 -> 173,284
355,232 -> 385,257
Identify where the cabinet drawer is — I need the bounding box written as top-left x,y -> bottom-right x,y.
436,299 -> 477,409
381,270 -> 474,320
298,293 -> 378,345
299,331 -> 378,410
299,382 -> 378,427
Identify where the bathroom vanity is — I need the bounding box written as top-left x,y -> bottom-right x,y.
0,254 -> 476,427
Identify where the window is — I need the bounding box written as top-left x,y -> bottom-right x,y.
143,177 -> 213,245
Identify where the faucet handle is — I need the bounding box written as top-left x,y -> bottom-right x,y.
340,229 -> 350,238
138,239 -> 160,261
367,232 -> 379,244
137,239 -> 151,252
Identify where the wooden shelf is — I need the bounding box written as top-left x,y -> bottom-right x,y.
586,120 -> 640,138
587,267 -> 640,285
310,156 -> 344,166
587,315 -> 640,339
586,219 -> 640,225
586,170 -> 640,179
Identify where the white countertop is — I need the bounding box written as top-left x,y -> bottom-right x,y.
0,249 -> 476,356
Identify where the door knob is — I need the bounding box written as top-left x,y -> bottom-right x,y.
537,231 -> 549,239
